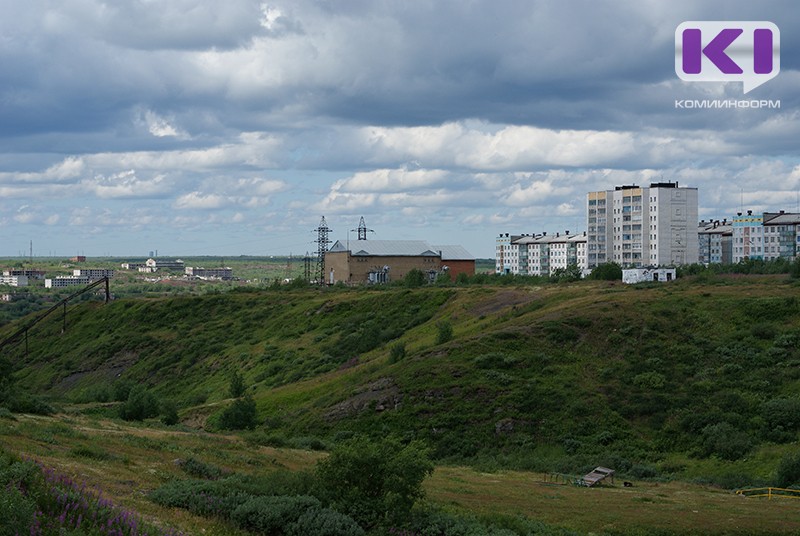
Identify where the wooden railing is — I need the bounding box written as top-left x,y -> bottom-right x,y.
736,487 -> 800,500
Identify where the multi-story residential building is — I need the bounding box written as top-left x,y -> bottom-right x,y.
495,232 -> 587,276
732,211 -> 765,262
587,182 -> 699,268
495,234 -> 521,275
698,219 -> 733,264
73,269 -> 114,280
763,211 -> 800,261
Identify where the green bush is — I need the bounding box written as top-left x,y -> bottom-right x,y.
436,320 -> 453,345
231,495 -> 321,534
218,394 -> 258,430
288,507 -> 365,536
112,379 -> 134,402
776,452 -> 800,488
316,435 -> 434,528
119,385 -> 160,421
179,457 -> 225,480
229,371 -> 246,398
761,398 -> 800,442
588,262 -> 622,280
389,342 -> 406,363
0,485 -> 36,536
404,269 -> 427,288
698,423 -> 754,461
161,399 -> 180,426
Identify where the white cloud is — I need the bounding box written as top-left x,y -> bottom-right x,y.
174,192 -> 229,210
82,171 -> 172,199
142,110 -> 186,138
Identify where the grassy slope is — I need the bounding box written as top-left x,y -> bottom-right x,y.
3,276 -> 800,481
2,412 -> 800,535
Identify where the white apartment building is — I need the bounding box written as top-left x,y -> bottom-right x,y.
588,182 -> 699,268
698,219 -> 733,265
495,234 -> 521,274
732,211 -> 765,262
495,232 -> 587,276
762,211 -> 800,261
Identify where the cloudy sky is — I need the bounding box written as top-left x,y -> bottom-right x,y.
1,0 -> 798,258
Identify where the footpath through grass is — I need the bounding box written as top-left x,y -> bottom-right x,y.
2,412 -> 799,535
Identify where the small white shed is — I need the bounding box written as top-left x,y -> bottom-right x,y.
622,267 -> 676,284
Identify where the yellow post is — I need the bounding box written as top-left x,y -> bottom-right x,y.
768,488 -> 772,500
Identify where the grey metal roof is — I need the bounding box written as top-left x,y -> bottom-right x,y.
329,239 -> 474,259
764,213 -> 800,225
348,240 -> 439,257
432,245 -> 475,260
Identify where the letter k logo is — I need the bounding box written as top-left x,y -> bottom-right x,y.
683,28 -> 743,74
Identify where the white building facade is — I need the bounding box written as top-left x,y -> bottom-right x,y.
588,182 -> 699,268
495,232 -> 587,276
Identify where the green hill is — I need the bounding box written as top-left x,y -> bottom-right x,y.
3,275 -> 800,484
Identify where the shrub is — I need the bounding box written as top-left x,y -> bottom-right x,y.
435,320 -> 453,345
179,457 -> 225,480
288,507 -> 365,536
699,423 -> 754,461
316,435 -> 434,528
161,399 -> 180,426
0,485 -> 36,535
761,398 -> 800,440
112,379 -> 134,402
389,342 -> 406,363
403,269 -> 427,287
119,385 -> 160,421
231,495 -> 321,534
776,452 -> 800,488
218,394 -> 258,430
229,371 -> 246,398
589,262 -> 622,280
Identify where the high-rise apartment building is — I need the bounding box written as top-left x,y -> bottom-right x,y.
587,182 -> 698,268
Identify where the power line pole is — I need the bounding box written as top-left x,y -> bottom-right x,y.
314,216 -> 331,285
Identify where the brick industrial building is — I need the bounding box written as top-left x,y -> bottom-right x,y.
324,240 -> 475,285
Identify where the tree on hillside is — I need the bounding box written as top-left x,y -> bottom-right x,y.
316,435 -> 433,529
229,371 -> 246,398
218,394 -> 258,430
588,262 -> 622,280
403,269 -> 427,287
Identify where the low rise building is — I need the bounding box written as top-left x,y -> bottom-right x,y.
495,231 -> 588,276
762,211 -> 800,261
185,267 -> 234,280
325,240 -> 475,285
698,219 -> 733,264
3,269 -> 45,280
0,275 -> 29,287
143,258 -> 185,272
622,267 -> 676,284
73,269 -> 114,280
45,275 -> 90,288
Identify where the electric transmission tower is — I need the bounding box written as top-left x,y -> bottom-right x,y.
314,216 -> 331,285
303,251 -> 312,282
352,216 -> 374,241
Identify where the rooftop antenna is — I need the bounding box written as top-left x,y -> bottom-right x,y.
314,216 -> 332,286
